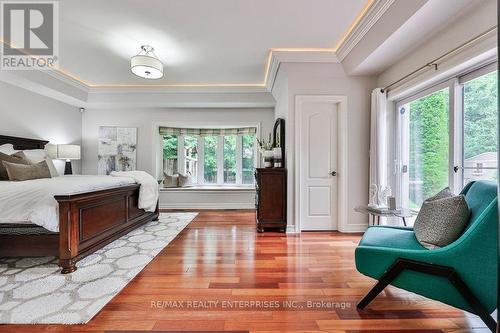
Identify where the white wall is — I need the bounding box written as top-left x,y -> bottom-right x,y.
272,62 -> 376,232
0,81 -> 82,174
81,107 -> 275,175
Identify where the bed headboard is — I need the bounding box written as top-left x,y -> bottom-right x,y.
0,135 -> 48,150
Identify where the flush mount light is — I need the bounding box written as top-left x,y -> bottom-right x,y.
130,45 -> 164,79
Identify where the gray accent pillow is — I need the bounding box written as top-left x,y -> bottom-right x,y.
3,160 -> 52,181
414,194 -> 470,249
426,187 -> 452,201
0,152 -> 29,180
178,173 -> 192,187
13,151 -> 59,177
163,174 -> 178,188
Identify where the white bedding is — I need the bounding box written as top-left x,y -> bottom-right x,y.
0,175 -> 157,232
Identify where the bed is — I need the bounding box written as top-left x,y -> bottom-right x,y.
0,135 -> 159,273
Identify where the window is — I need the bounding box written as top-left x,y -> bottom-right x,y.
223,136 -> 236,184
184,136 -> 198,182
396,64 -> 498,212
399,87 -> 450,209
160,127 -> 257,186
461,70 -> 498,184
163,135 -> 178,175
204,136 -> 218,184
242,134 -> 256,184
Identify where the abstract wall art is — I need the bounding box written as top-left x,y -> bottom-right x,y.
98,126 -> 137,175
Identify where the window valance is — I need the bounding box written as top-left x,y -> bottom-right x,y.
159,126 -> 256,136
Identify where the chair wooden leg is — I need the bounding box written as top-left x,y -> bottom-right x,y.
357,258 -> 497,332
357,260 -> 405,309
448,271 -> 497,332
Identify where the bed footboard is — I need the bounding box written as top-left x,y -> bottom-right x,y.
55,184 -> 159,273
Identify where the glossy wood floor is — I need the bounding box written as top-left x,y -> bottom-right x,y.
1,210 -> 489,333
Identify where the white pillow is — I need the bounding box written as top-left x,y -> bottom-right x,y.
0,144 -> 18,155
19,149 -> 47,163
44,157 -> 59,177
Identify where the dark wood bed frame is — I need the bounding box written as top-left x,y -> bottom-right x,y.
0,135 -> 159,273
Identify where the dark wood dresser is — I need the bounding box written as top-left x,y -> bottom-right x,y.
255,168 -> 287,232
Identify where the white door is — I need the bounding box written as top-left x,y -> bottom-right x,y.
299,100 -> 338,230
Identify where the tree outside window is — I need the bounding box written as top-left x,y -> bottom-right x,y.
163,135 -> 178,175
204,136 -> 218,184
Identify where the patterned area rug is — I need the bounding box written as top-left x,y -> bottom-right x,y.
0,212 -> 197,324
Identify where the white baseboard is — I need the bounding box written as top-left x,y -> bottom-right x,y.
338,224 -> 368,233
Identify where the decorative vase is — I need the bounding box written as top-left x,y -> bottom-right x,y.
263,150 -> 273,168
272,147 -> 282,168
368,184 -> 378,208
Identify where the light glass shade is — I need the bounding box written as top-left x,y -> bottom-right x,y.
130,45 -> 164,79
57,144 -> 81,160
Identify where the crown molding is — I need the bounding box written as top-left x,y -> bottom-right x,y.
336,0 -> 395,62
264,50 -> 339,90
44,68 -> 90,93
87,84 -> 269,95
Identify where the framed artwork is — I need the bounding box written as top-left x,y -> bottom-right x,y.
98,126 -> 137,175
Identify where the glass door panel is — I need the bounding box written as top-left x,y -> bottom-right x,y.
399,87 -> 450,210
461,71 -> 498,184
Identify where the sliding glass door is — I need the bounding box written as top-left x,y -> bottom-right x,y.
396,64 -> 498,211
398,86 -> 450,209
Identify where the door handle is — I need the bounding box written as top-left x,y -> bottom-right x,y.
330,171 -> 337,176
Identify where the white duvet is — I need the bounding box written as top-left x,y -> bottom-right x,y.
0,173 -> 159,232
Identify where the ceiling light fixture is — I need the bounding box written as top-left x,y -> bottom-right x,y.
130,45 -> 164,79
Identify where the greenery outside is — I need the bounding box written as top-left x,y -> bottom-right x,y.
204,136 -> 218,183
224,136 -> 236,183
242,134 -> 255,184
463,71 -> 498,160
408,88 -> 449,208
407,70 -> 498,208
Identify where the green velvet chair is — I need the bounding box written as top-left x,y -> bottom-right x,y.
355,180 -> 498,331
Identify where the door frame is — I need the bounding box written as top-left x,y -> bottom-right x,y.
294,95 -> 348,232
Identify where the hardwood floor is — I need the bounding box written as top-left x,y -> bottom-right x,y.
0,210 -> 488,332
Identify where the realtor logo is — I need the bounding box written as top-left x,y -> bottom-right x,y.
1,1 -> 58,70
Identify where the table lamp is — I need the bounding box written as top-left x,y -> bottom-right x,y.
57,144 -> 81,175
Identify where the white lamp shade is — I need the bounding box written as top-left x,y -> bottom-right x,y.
57,144 -> 81,160
44,144 -> 58,159
131,55 -> 164,79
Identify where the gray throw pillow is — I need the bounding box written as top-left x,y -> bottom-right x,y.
3,160 -> 52,181
163,174 -> 178,188
414,194 -> 470,249
0,152 -> 29,180
178,173 -> 192,187
426,187 -> 452,201
13,151 -> 59,177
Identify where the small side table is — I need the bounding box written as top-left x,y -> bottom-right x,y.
354,206 -> 417,226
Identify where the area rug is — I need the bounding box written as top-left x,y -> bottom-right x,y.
0,212 -> 197,324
